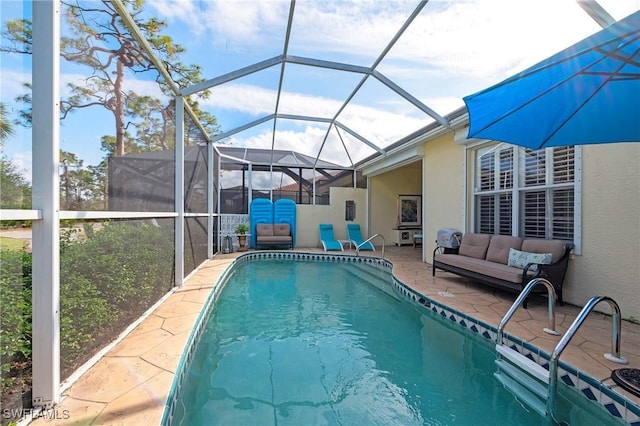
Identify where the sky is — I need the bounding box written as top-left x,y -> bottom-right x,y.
1,0 -> 639,187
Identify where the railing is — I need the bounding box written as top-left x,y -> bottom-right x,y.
356,234 -> 385,259
497,278 -> 561,346
497,286 -> 629,421
547,296 -> 628,417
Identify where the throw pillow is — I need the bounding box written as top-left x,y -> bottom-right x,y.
507,248 -> 552,272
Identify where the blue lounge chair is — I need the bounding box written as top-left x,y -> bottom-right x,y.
347,224 -> 375,251
319,224 -> 343,251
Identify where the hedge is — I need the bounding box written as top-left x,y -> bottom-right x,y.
1,221 -> 175,390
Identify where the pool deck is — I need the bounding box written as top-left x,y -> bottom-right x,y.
31,246 -> 640,425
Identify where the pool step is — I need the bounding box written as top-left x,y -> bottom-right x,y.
494,344 -> 549,417
340,262 -> 399,300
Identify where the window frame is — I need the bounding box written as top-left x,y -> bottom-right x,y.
468,142 -> 582,254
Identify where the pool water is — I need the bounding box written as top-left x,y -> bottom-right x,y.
167,258 -> 619,425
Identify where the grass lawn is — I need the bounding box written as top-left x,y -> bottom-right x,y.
0,236 -> 26,251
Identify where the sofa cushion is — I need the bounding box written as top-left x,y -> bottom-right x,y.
273,223 -> 290,236
457,233 -> 491,259
507,248 -> 552,272
435,253 -> 532,284
257,235 -> 291,243
256,224 -> 274,236
485,235 -> 524,265
521,239 -> 566,263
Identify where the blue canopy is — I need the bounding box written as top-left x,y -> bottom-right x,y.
464,10 -> 640,149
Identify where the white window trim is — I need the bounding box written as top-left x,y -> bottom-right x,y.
465,142 -> 582,255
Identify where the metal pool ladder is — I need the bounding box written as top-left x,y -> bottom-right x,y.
494,279 -> 628,419
355,234 -> 385,259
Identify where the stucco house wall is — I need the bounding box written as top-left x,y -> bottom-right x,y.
369,162 -> 422,244
422,132 -> 465,260
364,125 -> 639,320
295,187 -> 367,248
567,143 -> 640,320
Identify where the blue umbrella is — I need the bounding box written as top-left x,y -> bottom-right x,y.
463,10 -> 640,149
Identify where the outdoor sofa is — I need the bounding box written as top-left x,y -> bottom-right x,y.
432,233 -> 573,308
255,223 -> 293,249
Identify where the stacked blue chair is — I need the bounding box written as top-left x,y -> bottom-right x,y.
250,198 -> 297,249
274,199 -> 297,246
249,199 -> 273,248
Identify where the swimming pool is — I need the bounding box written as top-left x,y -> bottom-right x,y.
163,253 -> 637,425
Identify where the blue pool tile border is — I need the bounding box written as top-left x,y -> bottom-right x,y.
161,251 -> 640,425
390,272 -> 640,425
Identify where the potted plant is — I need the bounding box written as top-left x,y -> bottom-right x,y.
235,223 -> 250,251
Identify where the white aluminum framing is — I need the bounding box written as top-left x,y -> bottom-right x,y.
9,0 -> 220,407
30,0 -> 61,408
4,0 -> 611,410
175,96 -> 185,286
208,142 -> 215,259
181,0 -> 447,171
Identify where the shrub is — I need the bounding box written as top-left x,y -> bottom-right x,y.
58,221 -> 174,370
60,276 -> 111,359
0,250 -> 31,388
2,220 -> 177,388
61,221 -> 174,311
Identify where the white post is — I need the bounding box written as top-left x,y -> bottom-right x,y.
216,151 -> 222,251
247,163 -> 253,210
175,96 -> 185,285
312,168 -> 316,205
31,0 -> 61,408
269,163 -> 273,201
207,142 -> 214,258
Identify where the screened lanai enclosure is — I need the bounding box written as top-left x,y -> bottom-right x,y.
1,0 -> 634,421
109,146 -> 364,214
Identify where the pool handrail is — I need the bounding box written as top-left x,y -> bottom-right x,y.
497,278 -> 561,346
356,234 -> 385,258
547,296 -> 628,418
497,284 -> 629,422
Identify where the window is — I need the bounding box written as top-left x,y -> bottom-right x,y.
472,144 -> 578,248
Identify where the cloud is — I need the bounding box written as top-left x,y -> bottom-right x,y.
204,83 -> 279,116
1,69 -> 167,106
148,0 -> 207,36
217,119 -> 380,190
149,0 -> 620,121
59,72 -> 166,100
158,1 -> 607,82
154,0 -> 289,53
10,150 -> 32,183
287,1 -> 410,60
0,151 -> 30,188
387,1 -> 600,79
1,70 -> 31,104
203,81 -> 429,157
289,0 -> 608,81
219,124 -> 352,167
208,1 -> 288,42
6,0 -> 635,178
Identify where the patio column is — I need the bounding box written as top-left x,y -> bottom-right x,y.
298,167 -> 302,204
175,96 -> 185,285
247,163 -> 253,209
31,0 -> 61,407
312,169 -> 316,205
242,168 -> 246,213
207,141 -> 214,258
216,150 -> 221,251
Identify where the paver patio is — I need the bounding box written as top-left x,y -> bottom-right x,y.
31,246 -> 639,425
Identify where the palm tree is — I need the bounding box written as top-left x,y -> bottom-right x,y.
0,102 -> 14,142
